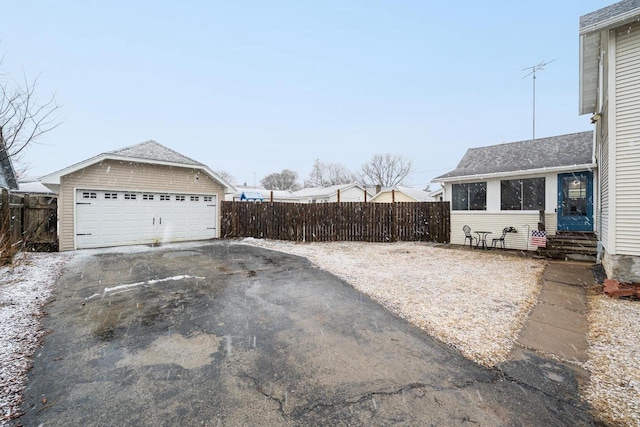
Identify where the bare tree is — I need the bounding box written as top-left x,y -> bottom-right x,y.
0,65 -> 61,164
304,159 -> 356,187
215,169 -> 236,185
260,169 -> 300,191
359,153 -> 413,187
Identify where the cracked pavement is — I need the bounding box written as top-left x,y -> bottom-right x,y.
18,242 -> 594,426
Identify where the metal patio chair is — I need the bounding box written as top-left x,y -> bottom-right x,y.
491,227 -> 516,249
463,225 -> 477,248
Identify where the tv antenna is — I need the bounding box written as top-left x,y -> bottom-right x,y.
522,59 -> 554,140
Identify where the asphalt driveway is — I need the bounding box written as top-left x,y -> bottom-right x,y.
19,242 -> 593,426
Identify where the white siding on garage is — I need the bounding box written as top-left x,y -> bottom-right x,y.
614,22 -> 640,256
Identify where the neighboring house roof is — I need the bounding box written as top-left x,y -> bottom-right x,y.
0,143 -> 19,191
396,187 -> 433,201
579,0 -> 640,114
16,179 -> 56,194
39,140 -> 235,193
434,131 -> 594,181
370,186 -> 433,202
430,187 -> 444,198
293,183 -> 370,198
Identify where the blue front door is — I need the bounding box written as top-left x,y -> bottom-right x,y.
557,172 -> 593,231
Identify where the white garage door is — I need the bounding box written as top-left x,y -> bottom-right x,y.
75,189 -> 217,249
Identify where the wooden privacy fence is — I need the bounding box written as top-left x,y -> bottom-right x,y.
221,201 -> 450,243
1,189 -> 58,260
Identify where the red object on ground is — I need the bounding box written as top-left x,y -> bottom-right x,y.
603,279 -> 640,299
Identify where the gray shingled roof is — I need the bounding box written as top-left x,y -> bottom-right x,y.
435,131 -> 594,180
580,0 -> 640,31
110,140 -> 202,166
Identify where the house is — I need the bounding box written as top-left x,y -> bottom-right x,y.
292,183 -> 371,203
39,140 -> 234,251
16,177 -> 56,195
430,187 -> 444,202
579,0 -> 640,281
0,142 -> 19,191
433,131 -> 595,250
226,185 -> 298,203
370,186 -> 434,203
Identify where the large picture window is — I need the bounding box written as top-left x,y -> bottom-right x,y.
500,178 -> 545,210
452,182 -> 487,210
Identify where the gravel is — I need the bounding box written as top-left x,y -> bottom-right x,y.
586,295 -> 640,427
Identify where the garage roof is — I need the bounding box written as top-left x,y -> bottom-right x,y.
110,140 -> 202,166
39,140 -> 235,193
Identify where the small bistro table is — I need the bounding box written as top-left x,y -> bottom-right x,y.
474,231 -> 493,249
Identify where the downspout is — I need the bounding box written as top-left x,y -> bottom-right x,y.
595,47 -> 605,263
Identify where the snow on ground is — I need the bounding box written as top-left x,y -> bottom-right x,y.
586,295 -> 640,427
240,239 -> 545,367
0,252 -> 72,425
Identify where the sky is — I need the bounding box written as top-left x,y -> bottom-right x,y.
2,1 -> 610,189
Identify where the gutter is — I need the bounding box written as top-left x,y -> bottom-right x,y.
433,163 -> 597,183
580,8 -> 640,35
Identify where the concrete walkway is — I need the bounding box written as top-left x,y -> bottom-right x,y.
500,260 -> 597,404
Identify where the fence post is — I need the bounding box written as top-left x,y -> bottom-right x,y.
1,189 -> 10,262
391,202 -> 397,242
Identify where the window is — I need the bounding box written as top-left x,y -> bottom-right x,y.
203,196 -> 213,202
104,193 -> 118,200
501,178 -> 545,210
124,193 -> 137,200
160,195 -> 170,201
452,183 -> 486,210
143,194 -> 155,200
82,192 -> 97,199
190,196 -> 200,202
176,195 -> 186,202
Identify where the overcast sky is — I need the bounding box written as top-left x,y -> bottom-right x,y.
3,1 -> 608,188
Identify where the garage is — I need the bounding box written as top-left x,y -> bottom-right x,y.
39,140 -> 234,251
75,190 -> 218,249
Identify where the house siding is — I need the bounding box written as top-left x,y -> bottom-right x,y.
614,22 -> 640,256
372,191 -> 416,203
443,171 -> 563,250
451,212 -> 557,250
599,109 -> 610,249
58,160 -> 224,251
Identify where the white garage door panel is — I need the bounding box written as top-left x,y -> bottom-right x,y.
76,190 -> 217,249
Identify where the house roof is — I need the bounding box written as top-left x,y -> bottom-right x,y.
580,0 -> 640,33
434,131 -> 594,181
579,0 -> 640,114
370,186 -> 433,202
39,140 -> 235,193
16,180 -> 56,194
293,183 -> 370,198
0,143 -> 19,191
